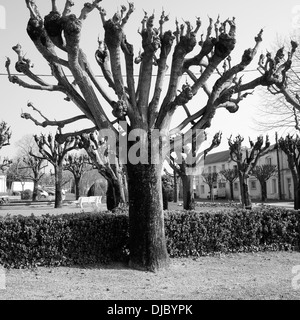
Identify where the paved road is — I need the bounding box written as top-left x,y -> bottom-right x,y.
257,202 -> 295,209
0,201 -> 296,218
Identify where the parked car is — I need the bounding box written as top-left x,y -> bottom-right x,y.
37,189 -> 49,199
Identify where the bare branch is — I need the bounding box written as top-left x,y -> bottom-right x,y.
55,127 -> 97,144
62,0 -> 74,17
79,1 -> 102,21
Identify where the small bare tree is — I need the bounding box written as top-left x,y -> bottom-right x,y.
169,131 -> 221,209
16,155 -> 48,201
201,171 -> 219,201
251,164 -> 277,202
228,135 -> 270,209
219,168 -> 238,200
33,131 -> 80,207
63,153 -> 91,200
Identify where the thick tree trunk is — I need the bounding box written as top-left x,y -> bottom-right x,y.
54,163 -> 63,208
173,171 -> 178,203
239,174 -> 252,209
106,179 -> 122,211
182,174 -> 195,210
261,180 -> 267,202
105,163 -> 127,211
229,181 -> 234,200
127,163 -> 169,272
292,174 -> 300,210
294,186 -> 300,210
32,180 -> 38,201
209,185 -> 214,201
74,177 -> 80,200
162,185 -> 168,210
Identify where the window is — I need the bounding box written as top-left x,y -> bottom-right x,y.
250,180 -> 257,190
208,166 -> 211,173
271,179 -> 277,194
222,164 -> 225,171
201,185 -> 205,194
234,182 -> 238,191
265,157 -> 272,165
213,166 -> 217,173
218,182 -> 226,188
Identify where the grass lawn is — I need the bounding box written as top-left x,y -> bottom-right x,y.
1,251 -> 300,300
1,198 -> 299,300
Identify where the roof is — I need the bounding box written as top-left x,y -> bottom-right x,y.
204,150 -> 231,165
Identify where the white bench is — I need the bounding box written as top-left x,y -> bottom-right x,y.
76,196 -> 102,209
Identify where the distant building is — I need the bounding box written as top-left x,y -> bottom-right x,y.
0,175 -> 6,193
178,144 -> 294,201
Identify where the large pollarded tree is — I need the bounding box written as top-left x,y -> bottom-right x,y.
6,0 -> 296,271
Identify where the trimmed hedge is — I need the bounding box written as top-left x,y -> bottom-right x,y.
0,207 -> 299,268
0,212 -> 129,268
164,207 -> 300,257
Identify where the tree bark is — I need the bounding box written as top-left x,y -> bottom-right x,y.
229,181 -> 234,201
54,163 -> 63,208
173,171 -> 178,203
106,178 -> 122,211
32,180 -> 38,201
239,173 -> 252,209
260,180 -> 267,202
127,163 -> 169,272
162,185 -> 168,210
294,184 -> 300,210
291,173 -> 300,210
182,174 -> 195,210
74,177 -> 80,200
209,185 -> 214,201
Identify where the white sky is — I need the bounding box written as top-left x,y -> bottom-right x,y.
1,0 -> 300,159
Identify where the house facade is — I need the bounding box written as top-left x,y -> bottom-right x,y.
179,145 -> 294,201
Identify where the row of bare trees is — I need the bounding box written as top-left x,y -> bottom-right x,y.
200,134 -> 277,207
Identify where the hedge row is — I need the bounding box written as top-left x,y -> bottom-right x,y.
0,212 -> 129,268
194,201 -> 242,208
164,207 -> 300,257
0,207 -> 299,268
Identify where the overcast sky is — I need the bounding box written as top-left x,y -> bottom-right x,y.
1,0 -> 300,160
